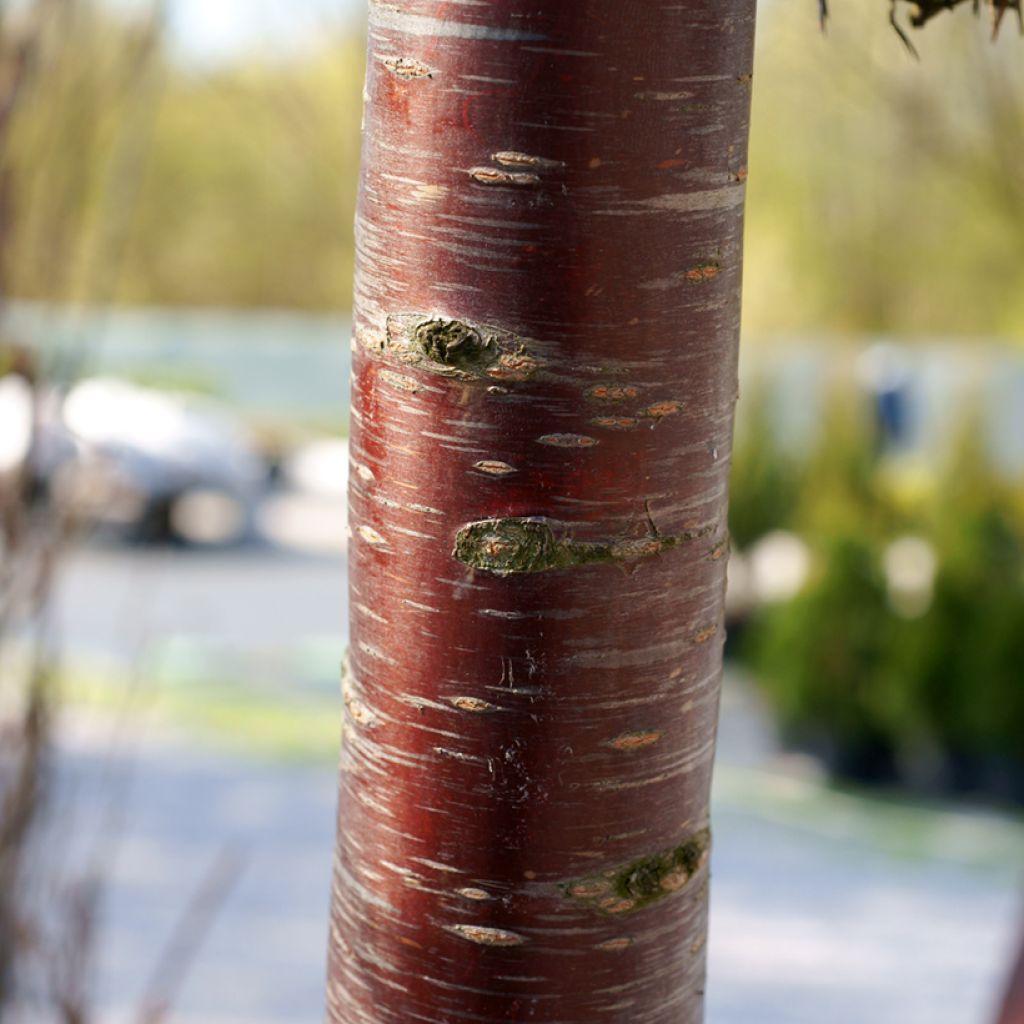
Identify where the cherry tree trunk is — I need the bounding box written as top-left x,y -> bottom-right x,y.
329,2 -> 756,1022
998,923 -> 1024,1024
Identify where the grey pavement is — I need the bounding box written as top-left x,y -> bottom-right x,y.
42,544 -> 1024,1023
53,544 -> 348,692
50,701 -> 1023,1024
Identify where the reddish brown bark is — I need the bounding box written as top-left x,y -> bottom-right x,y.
329,2 -> 756,1021
998,920 -> 1024,1024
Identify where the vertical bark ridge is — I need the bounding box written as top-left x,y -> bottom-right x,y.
329,2 -> 757,1021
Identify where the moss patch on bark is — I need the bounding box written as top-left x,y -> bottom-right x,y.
454,517 -> 716,576
564,827 -> 712,915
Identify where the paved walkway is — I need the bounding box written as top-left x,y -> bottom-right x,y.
52,706 -> 1023,1024
44,546 -> 1024,1022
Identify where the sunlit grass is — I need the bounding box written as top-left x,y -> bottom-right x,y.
64,670 -> 342,763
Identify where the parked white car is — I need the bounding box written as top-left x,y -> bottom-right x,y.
58,377 -> 265,544
0,372 -> 265,545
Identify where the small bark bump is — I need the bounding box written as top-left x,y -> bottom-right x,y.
450,696 -> 497,713
379,369 -> 423,394
357,525 -> 388,548
599,897 -> 637,915
708,539 -> 730,561
592,416 -> 640,431
607,731 -> 662,752
587,384 -> 642,402
568,880 -> 611,899
640,401 -> 682,420
448,925 -> 526,947
597,938 -> 634,953
537,433 -> 599,448
457,888 -> 493,901
493,150 -> 565,170
382,55 -> 434,79
684,262 -> 721,283
691,624 -> 719,645
344,694 -> 379,730
495,150 -> 541,166
473,460 -> 517,478
469,167 -> 541,187
486,352 -> 539,382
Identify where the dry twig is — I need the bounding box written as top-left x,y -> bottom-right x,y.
819,0 -> 1024,49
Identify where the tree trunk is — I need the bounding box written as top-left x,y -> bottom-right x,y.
998,920 -> 1024,1024
328,2 -> 756,1021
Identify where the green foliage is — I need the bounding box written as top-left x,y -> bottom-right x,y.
4,0 -> 1022,324
889,428 -> 1024,762
117,36 -> 364,310
741,407 -> 1024,794
744,2 -> 1024,340
741,399 -> 906,770
1,1 -> 165,305
0,0 -> 364,312
751,531 -> 899,756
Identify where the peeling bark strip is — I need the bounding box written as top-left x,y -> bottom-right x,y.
330,3 -> 755,1024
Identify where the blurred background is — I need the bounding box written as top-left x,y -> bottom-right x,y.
0,1 -> 1022,1022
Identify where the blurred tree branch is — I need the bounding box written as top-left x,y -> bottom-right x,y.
0,4 -> 161,1018
820,0 -> 1023,47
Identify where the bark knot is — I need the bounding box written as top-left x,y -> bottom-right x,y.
385,314 -> 539,384
453,516 -> 715,576
415,319 -> 496,372
565,827 -> 711,915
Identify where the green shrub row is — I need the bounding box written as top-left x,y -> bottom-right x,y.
731,392 -> 1024,798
